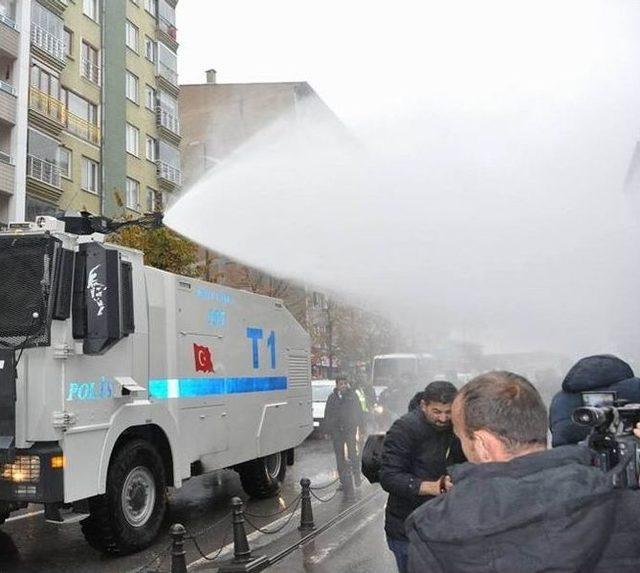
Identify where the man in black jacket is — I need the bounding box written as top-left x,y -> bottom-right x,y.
380,381 -> 465,573
406,371 -> 640,573
323,375 -> 364,489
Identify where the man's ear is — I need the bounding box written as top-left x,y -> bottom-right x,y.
472,429 -> 507,463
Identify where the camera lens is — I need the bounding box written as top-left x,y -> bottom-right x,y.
571,406 -> 611,428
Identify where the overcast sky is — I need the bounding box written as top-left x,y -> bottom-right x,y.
176,0 -> 638,127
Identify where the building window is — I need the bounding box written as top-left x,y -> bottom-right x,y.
146,135 -> 157,162
125,70 -> 139,103
83,0 -> 100,23
157,90 -> 179,134
81,156 -> 100,194
159,0 -> 177,41
126,177 -> 140,210
81,40 -> 100,85
144,36 -> 156,63
144,0 -> 157,17
59,147 -> 72,179
145,187 -> 158,212
126,123 -> 139,156
31,3 -> 65,61
145,85 -> 156,111
66,90 -> 99,144
157,140 -> 181,185
157,42 -> 178,86
125,20 -> 139,52
64,28 -> 73,58
0,0 -> 16,23
30,64 -> 61,100
27,129 -> 62,188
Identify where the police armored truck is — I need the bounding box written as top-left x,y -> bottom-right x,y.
0,213 -> 312,553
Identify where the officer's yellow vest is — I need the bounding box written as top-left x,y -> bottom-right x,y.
355,388 -> 369,413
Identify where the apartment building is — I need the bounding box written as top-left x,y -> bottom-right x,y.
0,0 -> 181,226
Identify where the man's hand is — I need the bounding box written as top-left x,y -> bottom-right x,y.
418,476 -> 452,496
634,423 -> 640,439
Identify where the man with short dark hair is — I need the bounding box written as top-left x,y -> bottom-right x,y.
323,375 -> 364,490
406,371 -> 640,573
380,381 -> 466,573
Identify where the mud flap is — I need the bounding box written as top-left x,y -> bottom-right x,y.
0,350 -> 15,464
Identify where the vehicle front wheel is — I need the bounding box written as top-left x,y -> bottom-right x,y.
80,439 -> 167,554
0,503 -> 10,526
237,451 -> 287,499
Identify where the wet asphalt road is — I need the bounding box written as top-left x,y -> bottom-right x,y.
0,438 -> 395,573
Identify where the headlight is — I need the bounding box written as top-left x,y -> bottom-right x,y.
1,456 -> 40,483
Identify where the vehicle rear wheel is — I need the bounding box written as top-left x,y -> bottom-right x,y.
80,439 -> 167,554
237,451 -> 287,499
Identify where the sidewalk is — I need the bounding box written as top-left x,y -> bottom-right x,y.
265,487 -> 395,573
191,483 -> 395,573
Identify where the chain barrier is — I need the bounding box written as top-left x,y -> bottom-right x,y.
188,524 -> 232,563
309,476 -> 340,491
135,474 -> 346,572
185,510 -> 232,540
132,541 -> 172,573
310,487 -> 340,503
244,494 -> 302,518
243,495 -> 302,535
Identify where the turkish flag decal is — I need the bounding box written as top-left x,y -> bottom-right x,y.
193,343 -> 214,373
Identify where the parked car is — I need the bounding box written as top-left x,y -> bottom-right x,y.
311,379 -> 335,435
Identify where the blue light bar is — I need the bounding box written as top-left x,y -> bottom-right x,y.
148,376 -> 288,399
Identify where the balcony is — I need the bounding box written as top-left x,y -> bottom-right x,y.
0,13 -> 15,30
28,85 -> 66,136
26,155 -> 63,204
156,160 -> 181,190
156,62 -> 179,96
31,23 -> 65,69
156,106 -> 180,145
0,80 -> 15,124
0,11 -> 18,60
0,152 -> 14,196
66,110 -> 100,145
81,57 -> 101,86
37,0 -> 68,17
157,17 -> 178,51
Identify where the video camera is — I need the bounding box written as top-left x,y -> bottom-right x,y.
572,391 -> 640,489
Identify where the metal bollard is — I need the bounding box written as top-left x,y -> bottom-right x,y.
230,497 -> 252,563
169,523 -> 188,573
298,478 -> 315,532
218,497 -> 268,572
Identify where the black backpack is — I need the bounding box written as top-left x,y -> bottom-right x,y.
361,432 -> 386,484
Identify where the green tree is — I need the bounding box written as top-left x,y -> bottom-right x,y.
110,226 -> 201,277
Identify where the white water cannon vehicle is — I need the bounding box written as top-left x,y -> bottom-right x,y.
0,213 -> 312,554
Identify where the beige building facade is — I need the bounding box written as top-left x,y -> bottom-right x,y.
0,0 -> 181,226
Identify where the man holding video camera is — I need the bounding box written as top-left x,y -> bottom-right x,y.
405,371 -> 640,573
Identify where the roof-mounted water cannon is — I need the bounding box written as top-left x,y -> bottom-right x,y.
58,211 -> 164,236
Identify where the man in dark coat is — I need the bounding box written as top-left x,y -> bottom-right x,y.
549,354 -> 640,446
323,375 -> 364,489
406,371 -> 640,573
380,381 -> 466,573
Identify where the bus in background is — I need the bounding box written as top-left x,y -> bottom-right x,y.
371,354 -> 437,424
371,353 -> 436,387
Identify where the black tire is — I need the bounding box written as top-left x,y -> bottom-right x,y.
80,439 -> 167,555
237,451 -> 287,499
